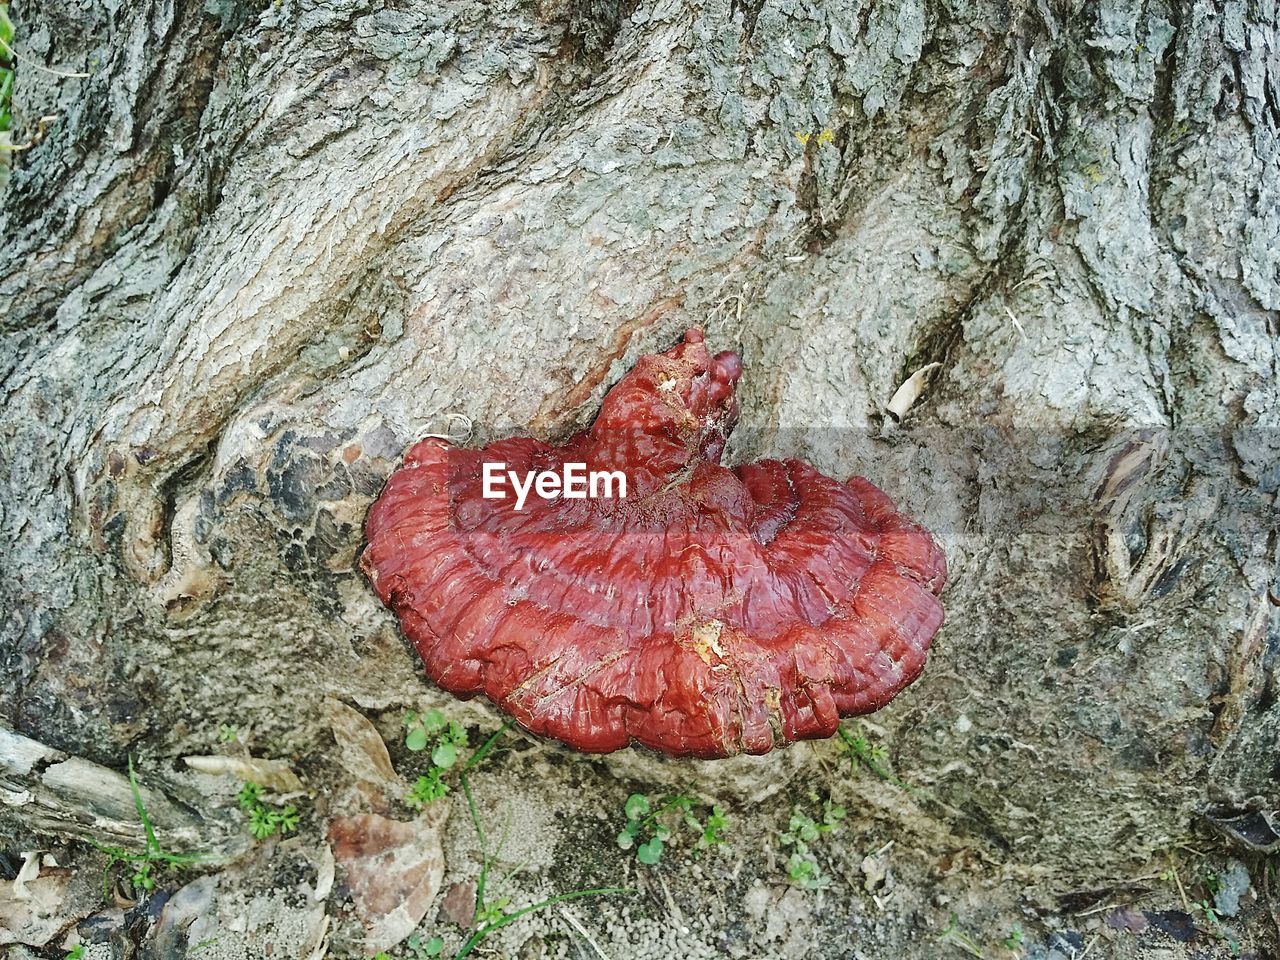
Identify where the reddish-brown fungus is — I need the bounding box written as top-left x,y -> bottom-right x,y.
361,329 -> 946,758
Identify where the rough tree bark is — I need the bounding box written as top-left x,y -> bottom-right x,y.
1,0 -> 1277,957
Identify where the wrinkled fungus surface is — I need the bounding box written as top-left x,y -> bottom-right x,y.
362,329 -> 946,758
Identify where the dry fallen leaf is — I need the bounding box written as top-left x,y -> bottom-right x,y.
149,876 -> 218,956
0,864 -> 92,948
182,755 -> 303,792
440,879 -> 477,929
313,842 -> 336,902
303,914 -> 332,960
12,851 -> 40,900
886,362 -> 941,420
323,698 -> 401,798
859,840 -> 894,893
328,805 -> 449,953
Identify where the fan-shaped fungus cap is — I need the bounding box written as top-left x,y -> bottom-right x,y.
361,329 -> 946,758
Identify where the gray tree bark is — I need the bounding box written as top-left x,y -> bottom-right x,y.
1,0 -> 1277,957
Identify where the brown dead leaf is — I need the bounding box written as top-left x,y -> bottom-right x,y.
0,869 -> 87,947
328,805 -> 448,953
440,879 -> 477,929
886,362 -> 941,420
324,698 -> 401,799
182,755 -> 303,792
313,842 -> 336,902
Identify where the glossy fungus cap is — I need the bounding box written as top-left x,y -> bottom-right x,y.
362,328 -> 946,758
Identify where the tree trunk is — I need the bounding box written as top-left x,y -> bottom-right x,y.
2,0 -> 1277,956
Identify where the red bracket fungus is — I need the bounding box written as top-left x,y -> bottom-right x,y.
361,329 -> 946,759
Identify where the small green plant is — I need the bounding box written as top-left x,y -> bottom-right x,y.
616,793 -> 729,865
0,5 -> 89,154
701,803 -> 730,848
85,757 -> 217,897
779,794 -> 844,890
65,946 -> 86,960
835,723 -> 907,786
450,723 -> 629,959
405,934 -> 445,957
405,767 -> 449,809
405,708 -> 467,767
1194,896 -> 1240,956
0,5 -> 13,135
382,720 -> 628,959
237,782 -> 299,840
1002,924 -> 1024,952
217,723 -> 239,743
474,894 -> 512,927
402,709 -> 470,810
939,912 -> 986,958
1201,869 -> 1221,897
